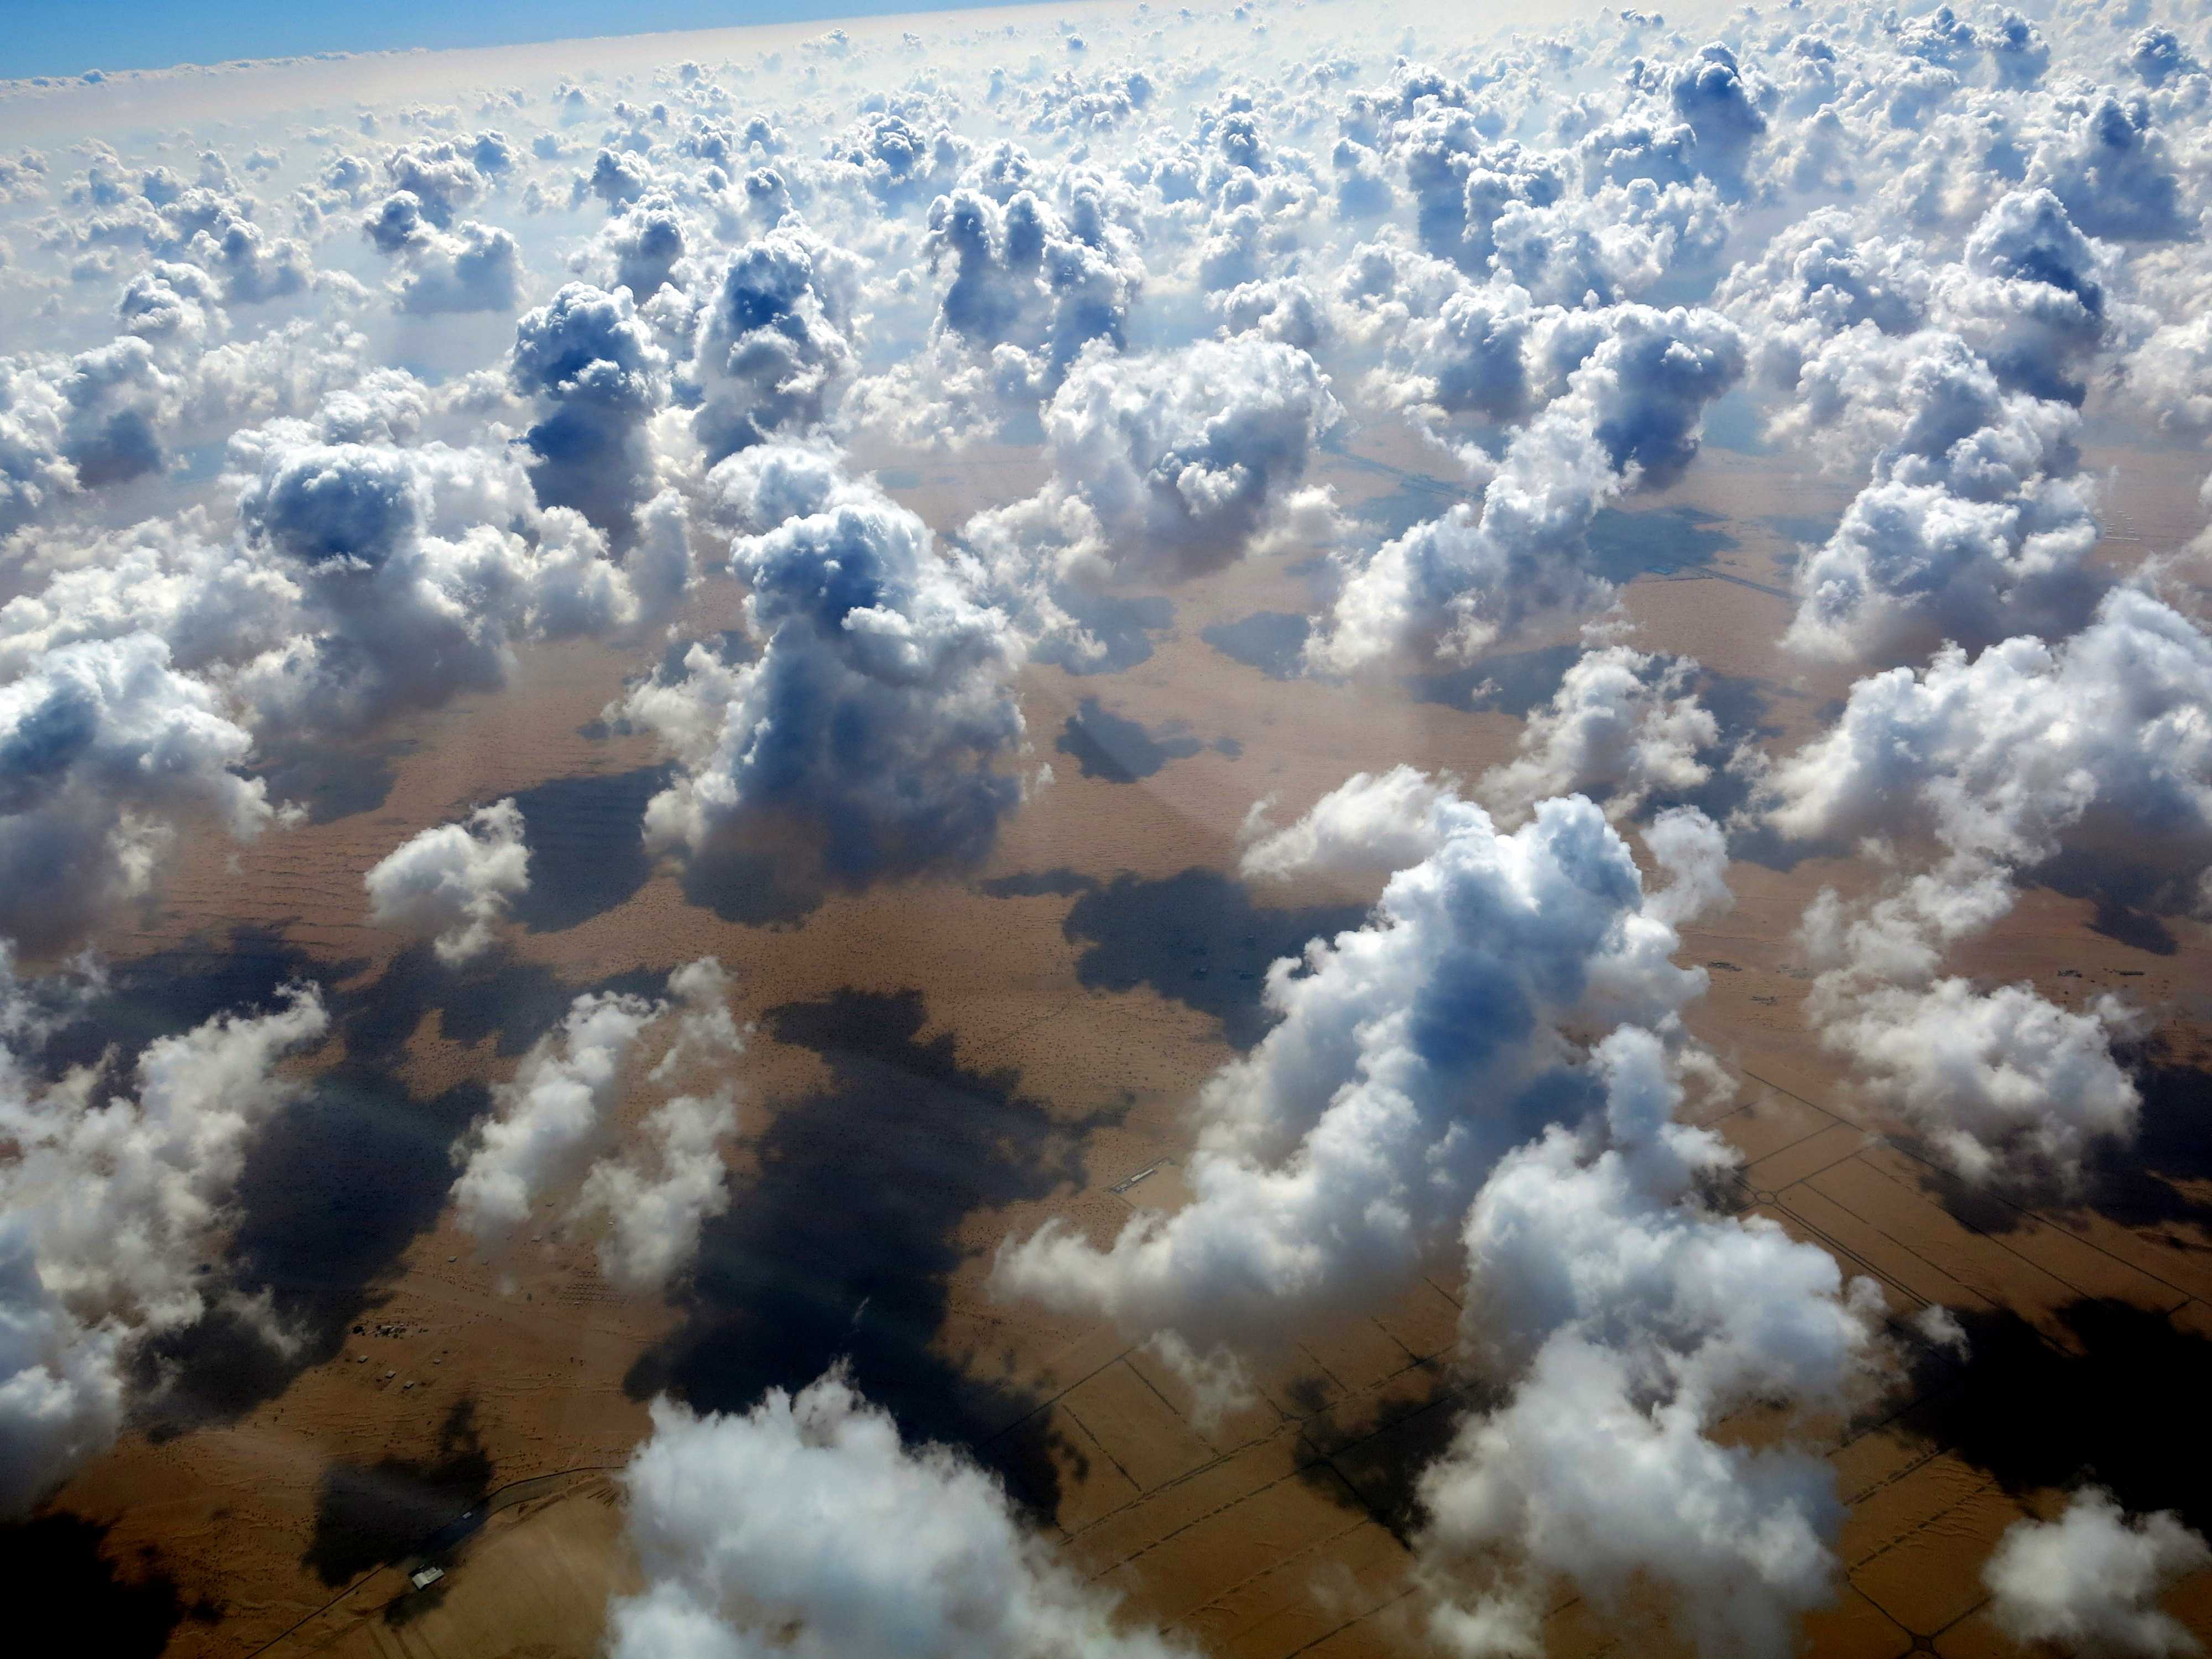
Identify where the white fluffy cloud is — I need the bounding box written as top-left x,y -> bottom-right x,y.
1476,641 -> 1717,826
997,778 -> 1723,1357
363,797 -> 531,964
449,958 -> 738,1287
611,1371 -> 1192,1659
1765,587 -> 2212,880
0,632 -> 277,951
621,447 -> 1025,879
0,952 -> 327,1514
1985,1490 -> 2210,1658
1758,587 -> 2209,1188
1423,1030 -> 1881,1658
964,333 -> 1341,608
1310,304 -> 1742,671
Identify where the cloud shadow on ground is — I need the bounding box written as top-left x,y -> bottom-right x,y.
507,764 -> 671,934
1055,698 -> 1205,784
118,938 -> 662,1439
0,1515 -> 213,1656
302,1397 -> 494,1587
1908,1299 -> 2212,1533
623,988 -> 1115,1517
1061,869 -> 1370,1049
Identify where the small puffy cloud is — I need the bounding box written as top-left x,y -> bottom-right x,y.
0,632 -> 276,952
450,988 -> 660,1244
363,798 -> 531,964
1985,1490 -> 2210,1658
0,957 -> 326,1514
961,336 -> 1340,658
510,282 -> 670,540
450,958 -> 740,1287
1476,642 -> 1717,827
691,228 -> 860,464
390,220 -> 523,315
609,1372 -> 1192,1659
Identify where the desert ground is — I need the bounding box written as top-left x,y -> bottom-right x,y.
14,426 -> 2211,1659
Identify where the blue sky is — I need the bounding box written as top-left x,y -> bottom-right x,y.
2,0 -> 1030,80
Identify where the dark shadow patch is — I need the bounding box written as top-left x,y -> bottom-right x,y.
1585,504 -> 1736,585
2030,846 -> 2190,956
1307,1370 -> 1486,1543
979,868 -> 1099,900
1062,869 -> 1370,1048
1030,592 -> 1176,676
1055,698 -> 1204,784
676,835 -> 825,927
2079,1055 -> 2212,1235
1907,1300 -> 2212,1532
1202,611 -> 1311,680
340,942 -> 667,1066
36,928 -> 345,1077
1214,737 -> 1244,759
253,739 -> 411,826
624,989 -> 1113,1516
0,1515 -> 211,1656
1405,642 -> 1580,714
133,945 -> 665,1433
1350,473 -> 1469,539
303,1398 -> 493,1587
507,765 -> 671,933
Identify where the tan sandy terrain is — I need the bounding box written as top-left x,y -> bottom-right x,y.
24,436 -> 2212,1658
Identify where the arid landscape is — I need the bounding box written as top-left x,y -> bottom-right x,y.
6,1 -> 2212,1655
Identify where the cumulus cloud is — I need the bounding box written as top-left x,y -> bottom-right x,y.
1422,1030 -> 1881,1658
227,430 -> 646,733
690,228 -> 860,463
0,632 -> 277,952
1764,587 -> 2212,882
997,779 -> 1720,1359
0,955 -> 326,1514
1310,304 -> 1741,671
363,798 -> 531,964
1985,1490 -> 2210,1658
620,447 -> 1025,880
1797,863 -> 2143,1192
449,958 -> 739,1287
855,175 -> 1141,436
1753,583 -> 2212,1187
610,1371 -> 1192,1659
957,335 -> 1340,668
1475,642 -> 1717,826
510,282 -> 669,541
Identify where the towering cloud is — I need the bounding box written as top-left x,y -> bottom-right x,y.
620,448 -> 1026,880
997,778 -> 1723,1359
690,229 -> 860,463
510,283 -> 670,541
